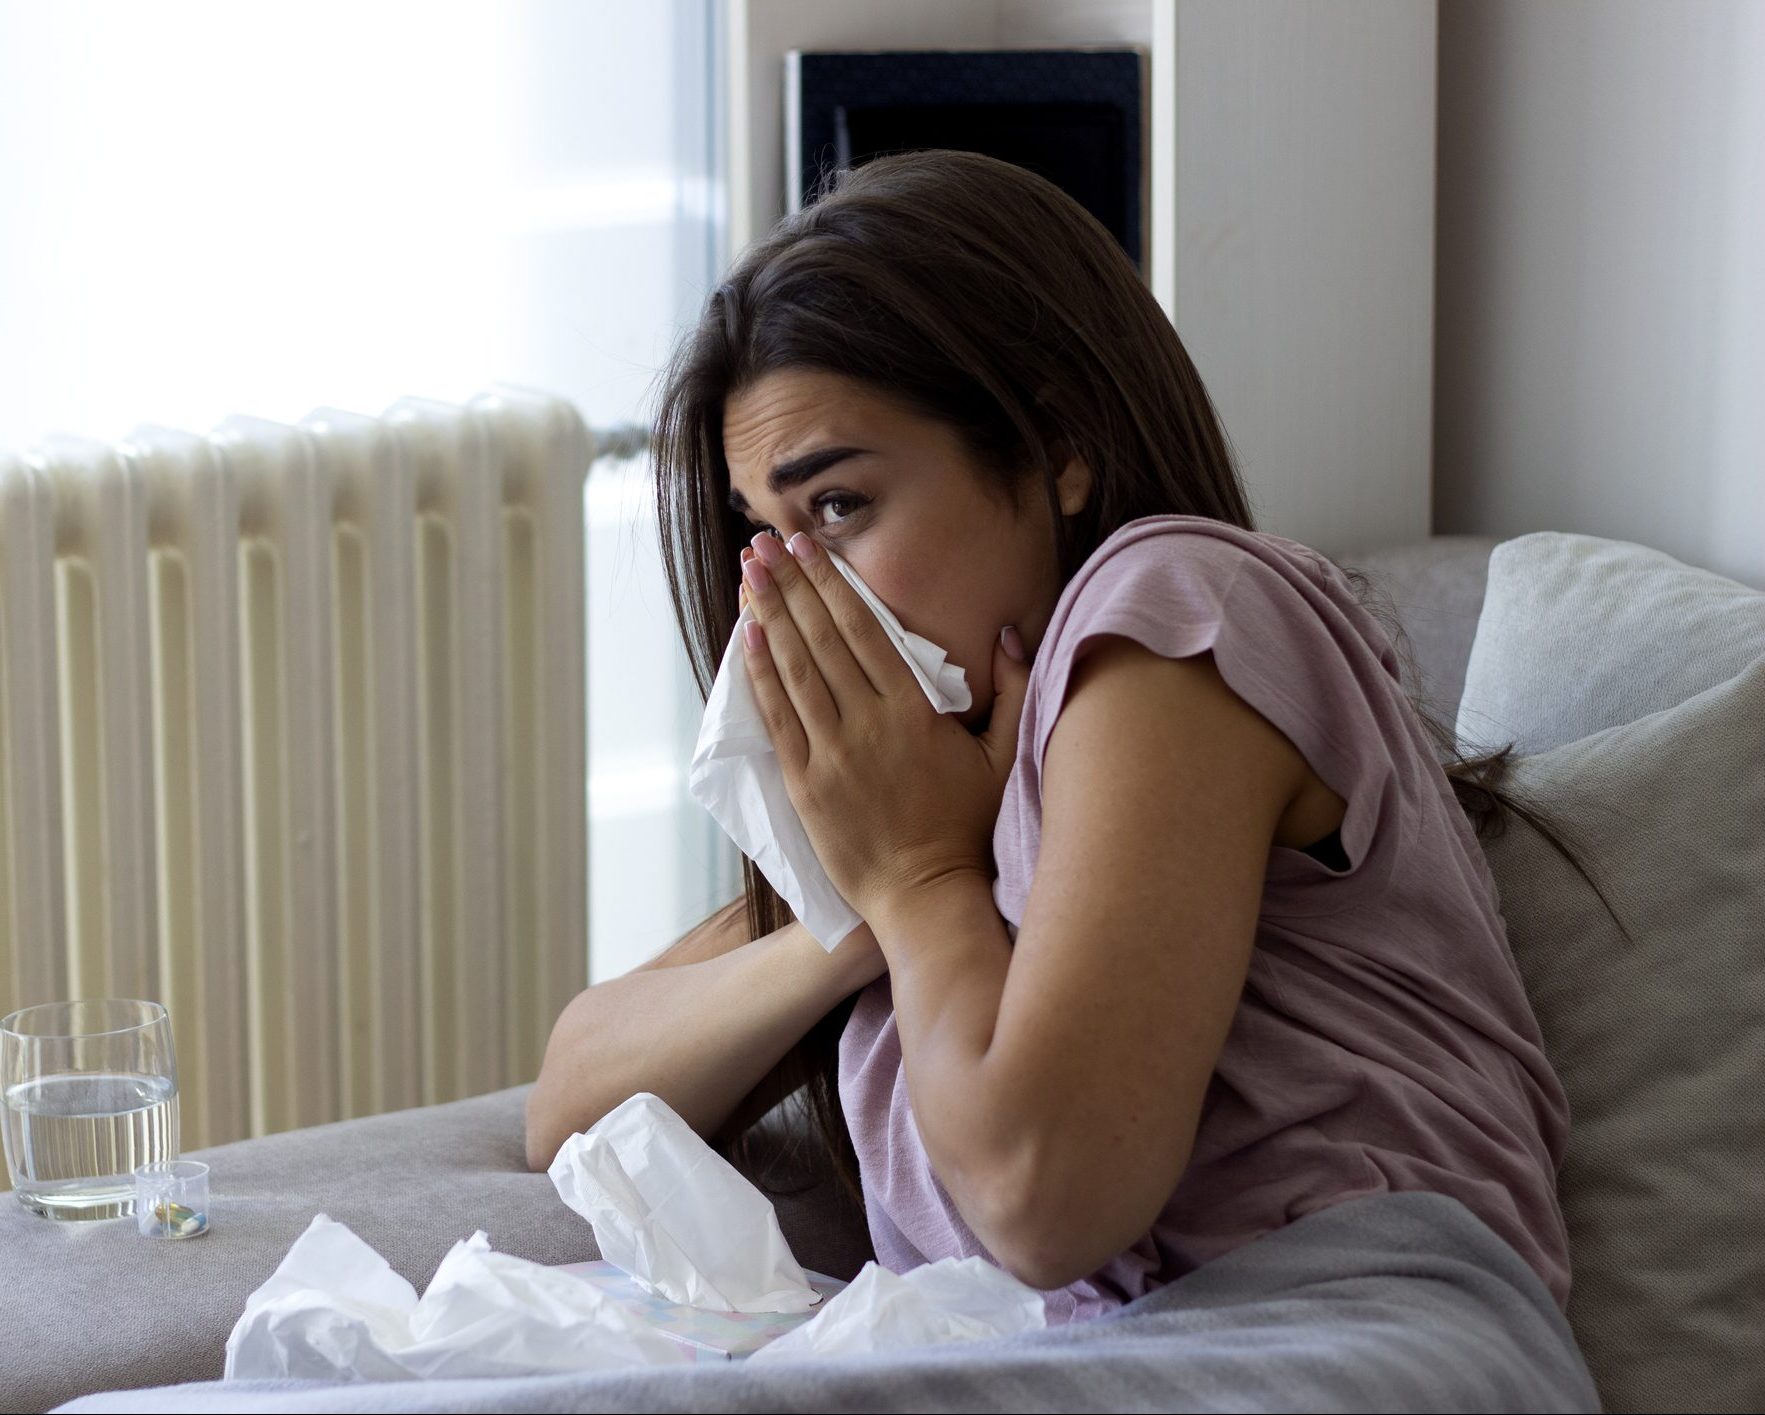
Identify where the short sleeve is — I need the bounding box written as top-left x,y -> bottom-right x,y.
1027,522 -> 1415,916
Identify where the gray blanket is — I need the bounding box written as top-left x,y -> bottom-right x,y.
55,1193 -> 1600,1414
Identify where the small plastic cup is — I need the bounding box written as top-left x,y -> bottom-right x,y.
135,1160 -> 209,1239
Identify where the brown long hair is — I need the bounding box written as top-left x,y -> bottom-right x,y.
647,149 -> 1615,1204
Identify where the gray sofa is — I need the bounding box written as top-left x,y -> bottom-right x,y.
3,532 -> 1757,1415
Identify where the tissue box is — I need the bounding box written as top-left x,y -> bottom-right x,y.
554,1261 -> 848,1361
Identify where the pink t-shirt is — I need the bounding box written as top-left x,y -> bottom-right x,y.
838,514 -> 1572,1322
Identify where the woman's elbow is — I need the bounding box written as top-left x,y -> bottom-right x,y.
960,1155 -> 1099,1291
524,1087 -> 559,1173
977,1150 -> 1186,1293
988,1228 -> 1091,1293
524,988 -> 600,1171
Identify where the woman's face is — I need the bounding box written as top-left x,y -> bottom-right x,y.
723,368 -> 1087,734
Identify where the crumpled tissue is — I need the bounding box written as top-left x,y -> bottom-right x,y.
224,1089 -> 1051,1382
749,1256 -> 1048,1362
223,1215 -> 689,1382
688,545 -> 972,951
547,1090 -> 821,1314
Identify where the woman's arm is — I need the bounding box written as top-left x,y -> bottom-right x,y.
523,900 -> 885,1171
867,641 -> 1307,1289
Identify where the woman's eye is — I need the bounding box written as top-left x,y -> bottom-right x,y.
814,493 -> 864,527
750,493 -> 866,539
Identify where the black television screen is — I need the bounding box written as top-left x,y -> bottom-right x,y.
789,50 -> 1144,271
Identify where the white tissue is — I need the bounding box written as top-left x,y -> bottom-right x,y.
547,1091 -> 821,1314
748,1256 -> 1047,1362
688,546 -> 973,951
223,1215 -> 689,1382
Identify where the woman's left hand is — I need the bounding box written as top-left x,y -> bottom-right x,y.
738,531 -> 1030,926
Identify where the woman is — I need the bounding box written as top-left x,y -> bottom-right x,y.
526,150 -> 1593,1325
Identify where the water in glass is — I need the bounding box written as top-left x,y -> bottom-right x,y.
1,1000 -> 180,1220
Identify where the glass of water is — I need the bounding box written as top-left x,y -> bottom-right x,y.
1,999 -> 180,1220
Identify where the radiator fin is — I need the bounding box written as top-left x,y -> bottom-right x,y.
0,389 -> 595,1153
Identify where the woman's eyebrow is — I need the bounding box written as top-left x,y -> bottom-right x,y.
726,445 -> 872,512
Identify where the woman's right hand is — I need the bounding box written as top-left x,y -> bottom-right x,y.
742,545 -> 887,985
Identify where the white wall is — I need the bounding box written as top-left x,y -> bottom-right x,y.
1435,0 -> 1765,587
1172,0 -> 1435,557
731,0 -> 1437,560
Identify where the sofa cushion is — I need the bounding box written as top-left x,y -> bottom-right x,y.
0,1084 -> 873,1414
1336,534 -> 1499,742
1456,532 -> 1765,756
1479,654 -> 1765,1415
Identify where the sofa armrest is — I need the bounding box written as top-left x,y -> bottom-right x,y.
0,1083 -> 874,1414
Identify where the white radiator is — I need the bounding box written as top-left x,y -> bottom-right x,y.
0,388 -> 628,1150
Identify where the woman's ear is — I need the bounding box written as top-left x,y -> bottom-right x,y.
1055,447 -> 1094,518
1032,389 -> 1092,518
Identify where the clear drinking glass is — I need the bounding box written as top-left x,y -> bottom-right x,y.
1,999 -> 180,1220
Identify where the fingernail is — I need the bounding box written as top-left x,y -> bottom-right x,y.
1001,625 -> 1025,663
752,532 -> 784,566
786,532 -> 817,562
742,619 -> 764,651
743,557 -> 771,592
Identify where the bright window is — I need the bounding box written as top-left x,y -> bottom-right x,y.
0,0 -> 736,982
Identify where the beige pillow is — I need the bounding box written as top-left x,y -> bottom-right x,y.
1480,654 -> 1765,1414
1456,532 -> 1765,756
